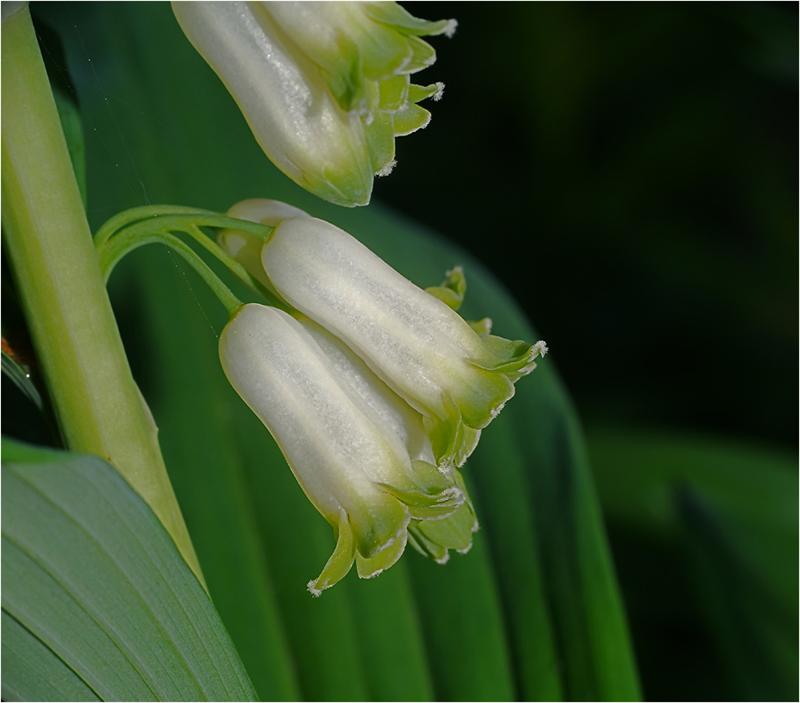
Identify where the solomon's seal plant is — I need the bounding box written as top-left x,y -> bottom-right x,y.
172,1 -> 455,207
219,305 -> 473,595
89,199 -> 546,593
4,0 -> 545,600
5,6 -> 685,703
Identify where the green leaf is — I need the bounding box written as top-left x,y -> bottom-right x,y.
406,525 -> 516,700
340,209 -> 640,701
43,3 -> 640,699
1,438 -> 256,701
2,610 -> 99,702
135,259 -> 311,701
589,428 -> 798,699
1,349 -> 42,410
468,415 -> 563,698
678,487 -> 797,701
588,428 -> 797,608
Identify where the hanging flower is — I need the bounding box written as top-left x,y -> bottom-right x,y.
220,303 -> 477,595
300,316 -> 480,570
172,2 -> 455,207
218,200 -> 547,471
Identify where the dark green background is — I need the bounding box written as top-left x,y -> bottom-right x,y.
396,2 -> 798,447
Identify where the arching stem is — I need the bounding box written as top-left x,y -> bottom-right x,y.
96,213 -> 289,313
101,229 -> 244,315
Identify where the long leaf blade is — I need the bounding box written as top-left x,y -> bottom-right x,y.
2,610 -> 100,702
1,439 -> 257,701
1,349 -> 43,410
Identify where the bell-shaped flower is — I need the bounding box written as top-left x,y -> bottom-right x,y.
218,199 -> 547,470
172,2 -> 454,207
220,303 -> 476,595
300,316 -> 480,567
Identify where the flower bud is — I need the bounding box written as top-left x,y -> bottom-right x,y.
220,304 -> 472,594
172,2 -> 454,207
217,199 -> 309,292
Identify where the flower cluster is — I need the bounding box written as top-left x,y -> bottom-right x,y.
172,2 -> 455,207
218,200 -> 547,595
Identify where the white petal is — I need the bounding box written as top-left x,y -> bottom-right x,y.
227,198 -> 310,226
261,217 -> 486,419
300,318 -> 435,465
172,2 -> 372,206
220,304 -> 406,519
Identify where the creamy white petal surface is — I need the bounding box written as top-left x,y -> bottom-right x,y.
173,2 -> 373,206
263,218 -> 484,406
260,216 -> 544,466
218,199 -> 310,287
300,317 -> 435,466
219,304 -> 469,593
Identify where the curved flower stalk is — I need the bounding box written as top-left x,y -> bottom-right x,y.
172,2 -> 455,207
220,304 -> 476,595
218,199 -> 547,470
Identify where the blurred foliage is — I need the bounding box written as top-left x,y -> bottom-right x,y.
1,2 -> 796,701
383,7 -> 799,696
589,428 -> 797,700
394,2 -> 798,446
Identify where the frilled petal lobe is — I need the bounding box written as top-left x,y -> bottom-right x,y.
258,216 -> 546,468
408,473 -> 479,564
426,265 -> 467,310
263,3 -> 453,107
220,304 -> 466,594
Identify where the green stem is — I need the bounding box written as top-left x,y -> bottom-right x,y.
93,204 -> 219,248
94,208 -> 273,249
101,229 -> 243,315
1,6 -> 203,582
96,211 -> 288,312
184,224 -> 283,304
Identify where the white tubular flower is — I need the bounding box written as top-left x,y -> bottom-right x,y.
262,218 -> 548,468
220,304 -> 474,595
172,2 -> 454,207
302,316 -> 481,565
219,200 -> 547,470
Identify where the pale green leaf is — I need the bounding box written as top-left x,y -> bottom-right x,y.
1,439 -> 257,702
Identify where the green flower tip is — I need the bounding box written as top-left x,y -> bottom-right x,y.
172,2 -> 455,207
